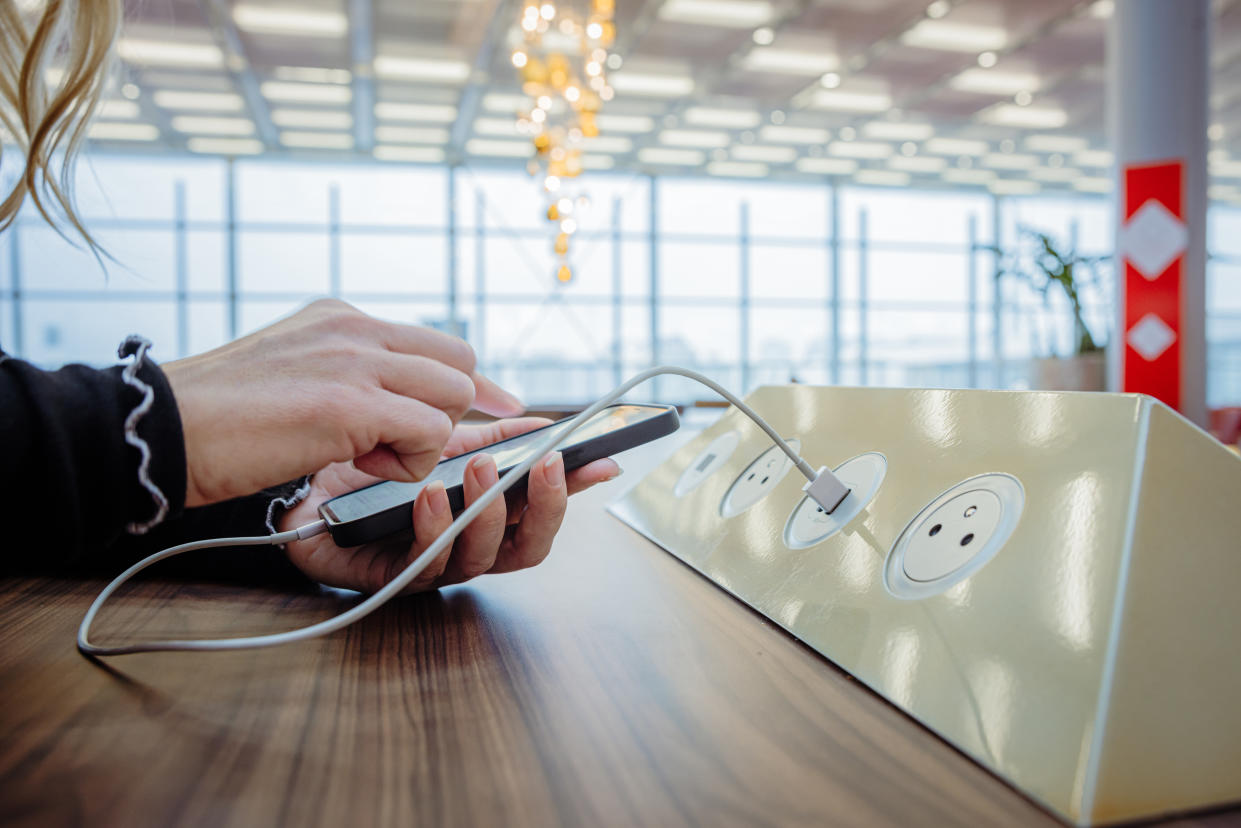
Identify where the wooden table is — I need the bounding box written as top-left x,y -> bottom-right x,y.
1,439 -> 1235,827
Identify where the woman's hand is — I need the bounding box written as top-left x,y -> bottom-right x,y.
163,299 -> 524,508
279,418 -> 620,593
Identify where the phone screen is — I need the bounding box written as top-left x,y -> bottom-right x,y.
323,404 -> 662,524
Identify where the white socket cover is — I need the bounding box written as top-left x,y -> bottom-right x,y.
783,452 -> 887,549
719,437 -> 801,518
884,472 -> 1025,600
674,431 -> 740,497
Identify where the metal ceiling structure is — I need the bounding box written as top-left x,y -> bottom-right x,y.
78,0 -> 1241,200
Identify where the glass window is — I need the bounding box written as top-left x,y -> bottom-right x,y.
658,178 -> 744,237
659,242 -> 740,298
22,299 -> 177,367
19,225 -> 176,293
237,231 -> 330,294
841,189 -> 991,247
187,230 -> 227,293
336,165 -> 446,227
750,244 -> 829,301
236,162 -> 332,224
340,234 -> 446,296
1209,262 -> 1241,313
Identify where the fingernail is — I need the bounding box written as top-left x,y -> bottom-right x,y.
543,452 -> 565,487
608,464 -> 624,480
472,453 -> 498,486
427,480 -> 449,516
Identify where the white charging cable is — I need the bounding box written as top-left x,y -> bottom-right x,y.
78,366 -> 850,657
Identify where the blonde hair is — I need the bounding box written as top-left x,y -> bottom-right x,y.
0,0 -> 122,248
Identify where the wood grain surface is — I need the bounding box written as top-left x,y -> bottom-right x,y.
0,442 -> 1236,828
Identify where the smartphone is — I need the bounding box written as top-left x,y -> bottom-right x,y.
319,403 -> 680,547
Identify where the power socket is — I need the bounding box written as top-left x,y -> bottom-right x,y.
783,452 -> 887,549
720,438 -> 802,518
884,473 -> 1025,599
675,431 -> 740,497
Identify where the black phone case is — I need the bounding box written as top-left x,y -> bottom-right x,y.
322,405 -> 679,547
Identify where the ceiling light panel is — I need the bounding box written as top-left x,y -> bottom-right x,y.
580,136 -> 634,153
472,118 -> 522,137
925,137 -> 989,156
684,107 -> 761,128
171,116 -> 255,135
1072,177 -> 1112,193
638,147 -> 705,165
657,0 -> 774,28
273,66 -> 352,84
596,114 -> 656,133
482,93 -> 533,113
465,139 -> 533,157
97,100 -> 140,119
659,129 -> 730,148
374,145 -> 446,163
187,137 -> 264,155
1074,149 -> 1114,168
731,144 -> 797,162
271,109 -> 353,129
376,126 -> 450,143
707,160 -> 769,177
261,81 -> 352,104
373,55 -> 471,83
855,170 -> 910,187
862,121 -> 934,141
979,103 -> 1068,128
280,131 -> 354,149
942,168 -> 997,184
761,125 -> 830,144
374,102 -> 457,123
828,141 -> 893,159
1024,135 -> 1088,153
901,20 -> 1008,52
153,90 -> 245,111
950,69 -> 1041,96
1028,166 -> 1080,181
989,179 -> 1041,195
888,155 -> 947,173
609,72 -> 695,97
741,48 -> 839,76
582,155 -> 616,170
981,152 -> 1039,170
117,38 -> 223,68
232,6 -> 347,36
808,88 -> 892,112
795,158 -> 857,174
88,122 -> 160,141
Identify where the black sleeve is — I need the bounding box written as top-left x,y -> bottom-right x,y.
96,489 -> 312,587
1,338 -> 313,586
0,340 -> 187,573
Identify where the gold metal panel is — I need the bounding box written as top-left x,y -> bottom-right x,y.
608,386 -> 1241,825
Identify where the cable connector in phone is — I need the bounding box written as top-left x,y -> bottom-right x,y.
803,466 -> 851,514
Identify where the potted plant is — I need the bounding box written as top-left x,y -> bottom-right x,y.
993,228 -> 1111,392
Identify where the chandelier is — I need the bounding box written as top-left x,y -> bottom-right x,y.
510,0 -> 616,283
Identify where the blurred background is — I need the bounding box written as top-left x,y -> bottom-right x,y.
1,0 -> 1238,411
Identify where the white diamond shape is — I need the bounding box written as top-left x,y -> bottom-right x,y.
1120,199 -> 1187,280
1126,313 -> 1177,361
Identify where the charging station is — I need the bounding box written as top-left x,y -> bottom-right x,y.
609,385 -> 1241,826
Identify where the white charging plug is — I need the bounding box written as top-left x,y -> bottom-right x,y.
803,466 -> 851,514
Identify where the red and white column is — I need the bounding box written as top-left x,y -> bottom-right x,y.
1109,0 -> 1209,426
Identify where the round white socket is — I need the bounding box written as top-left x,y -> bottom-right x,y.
720,437 -> 801,518
783,452 -> 887,549
675,431 -> 741,497
884,473 -> 1024,600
